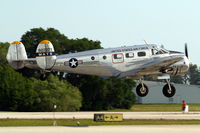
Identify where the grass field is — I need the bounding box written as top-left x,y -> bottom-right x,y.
1,104 -> 199,113
1,119 -> 200,126
108,104 -> 200,112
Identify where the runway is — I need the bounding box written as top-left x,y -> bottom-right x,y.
0,112 -> 200,120
1,125 -> 200,133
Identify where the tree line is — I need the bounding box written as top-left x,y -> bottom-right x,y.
0,28 -> 136,111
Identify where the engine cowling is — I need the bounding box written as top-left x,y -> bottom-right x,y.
36,40 -> 56,70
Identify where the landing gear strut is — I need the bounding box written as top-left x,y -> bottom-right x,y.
136,79 -> 149,97
162,79 -> 176,97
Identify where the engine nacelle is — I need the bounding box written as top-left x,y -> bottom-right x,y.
36,40 -> 56,70
168,56 -> 189,75
6,41 -> 27,69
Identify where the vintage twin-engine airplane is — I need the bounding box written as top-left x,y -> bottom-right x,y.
7,40 -> 189,98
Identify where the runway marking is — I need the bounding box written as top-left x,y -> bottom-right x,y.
1,125 -> 200,133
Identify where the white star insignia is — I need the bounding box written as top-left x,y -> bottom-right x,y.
70,59 -> 77,67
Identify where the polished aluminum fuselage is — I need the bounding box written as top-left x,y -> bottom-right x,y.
52,44 -> 189,78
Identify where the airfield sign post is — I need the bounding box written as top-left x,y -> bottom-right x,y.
53,104 -> 57,126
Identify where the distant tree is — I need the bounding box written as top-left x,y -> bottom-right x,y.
0,65 -> 82,111
0,64 -> 27,111
0,42 -> 9,65
104,77 -> 136,109
170,75 -> 184,84
66,75 -> 136,110
188,64 -> 200,85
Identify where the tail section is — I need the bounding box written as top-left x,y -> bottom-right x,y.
6,41 -> 27,69
7,40 -> 56,70
36,40 -> 56,70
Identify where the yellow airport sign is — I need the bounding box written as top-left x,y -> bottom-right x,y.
94,113 -> 123,122
104,114 -> 123,121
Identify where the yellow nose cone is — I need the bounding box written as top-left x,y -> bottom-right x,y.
39,40 -> 51,44
11,41 -> 22,45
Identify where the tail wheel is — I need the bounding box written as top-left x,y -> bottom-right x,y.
136,84 -> 149,97
162,84 -> 176,97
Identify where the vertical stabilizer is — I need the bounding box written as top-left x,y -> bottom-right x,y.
6,41 -> 27,69
36,40 -> 56,70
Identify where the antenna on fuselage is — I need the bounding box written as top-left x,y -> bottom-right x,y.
143,40 -> 151,49
144,40 -> 148,45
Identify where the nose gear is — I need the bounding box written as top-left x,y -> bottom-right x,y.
162,79 -> 176,97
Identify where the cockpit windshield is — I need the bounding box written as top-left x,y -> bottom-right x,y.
151,45 -> 168,55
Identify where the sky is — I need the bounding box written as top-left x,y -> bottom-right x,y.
1,0 -> 200,66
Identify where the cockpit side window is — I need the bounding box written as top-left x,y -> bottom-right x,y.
152,48 -> 168,55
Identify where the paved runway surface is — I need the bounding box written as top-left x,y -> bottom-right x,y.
1,125 -> 200,133
0,112 -> 200,119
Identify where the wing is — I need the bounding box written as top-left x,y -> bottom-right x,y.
23,58 -> 40,69
118,55 -> 184,78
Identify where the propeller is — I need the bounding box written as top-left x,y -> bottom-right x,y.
185,43 -> 189,58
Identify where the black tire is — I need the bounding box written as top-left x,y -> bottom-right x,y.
162,84 -> 176,98
136,84 -> 149,97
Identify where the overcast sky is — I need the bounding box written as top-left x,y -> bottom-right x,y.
1,0 -> 200,66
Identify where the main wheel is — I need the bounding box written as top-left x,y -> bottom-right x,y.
136,84 -> 149,97
162,84 -> 176,97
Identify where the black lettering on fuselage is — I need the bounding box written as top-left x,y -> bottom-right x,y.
111,47 -> 148,53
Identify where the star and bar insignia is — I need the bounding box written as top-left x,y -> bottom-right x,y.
64,58 -> 83,68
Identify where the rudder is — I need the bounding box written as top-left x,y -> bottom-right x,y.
6,41 -> 27,69
36,40 -> 56,70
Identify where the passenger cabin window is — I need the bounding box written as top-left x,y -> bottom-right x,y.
112,53 -> 124,64
138,52 -> 146,57
114,54 -> 123,59
126,53 -> 134,58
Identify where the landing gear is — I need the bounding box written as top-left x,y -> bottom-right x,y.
39,70 -> 46,80
135,78 -> 176,98
136,80 -> 149,97
162,79 -> 176,97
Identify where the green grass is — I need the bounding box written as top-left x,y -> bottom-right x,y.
1,104 -> 200,113
1,119 -> 200,126
107,104 -> 200,112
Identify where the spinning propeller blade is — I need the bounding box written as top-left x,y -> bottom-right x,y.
185,43 -> 189,58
